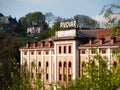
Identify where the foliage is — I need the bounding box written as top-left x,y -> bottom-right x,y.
45,12 -> 55,26
50,22 -> 60,36
100,3 -> 120,29
18,12 -> 48,34
74,15 -> 99,29
61,49 -> 120,90
0,30 -> 20,89
37,30 -> 50,41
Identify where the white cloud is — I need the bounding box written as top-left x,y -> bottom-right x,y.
93,13 -> 120,28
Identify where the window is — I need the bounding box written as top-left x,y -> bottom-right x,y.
46,62 -> 49,67
46,51 -> 49,54
38,73 -> 41,79
59,46 -> 61,54
46,74 -> 49,80
59,62 -> 62,67
102,49 -> 106,54
112,49 -> 116,54
63,62 -> 67,67
24,51 -> 27,55
24,62 -> 27,66
68,75 -> 72,81
68,46 -> 71,53
31,51 -> 34,55
63,74 -> 67,81
31,73 -> 34,79
68,62 -> 72,68
59,74 -> 62,80
31,62 -> 34,67
64,46 -> 66,53
38,51 -> 41,55
91,49 -> 95,54
113,61 -> 117,68
81,49 -> 85,54
38,62 -> 41,67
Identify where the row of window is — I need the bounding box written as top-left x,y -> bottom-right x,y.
24,48 -> 117,55
24,51 -> 52,55
30,61 -> 72,68
81,61 -> 117,68
81,49 -> 107,54
59,74 -> 72,81
81,48 -> 117,54
30,61 -> 49,68
31,73 -> 49,80
59,61 -> 72,68
59,46 -> 72,54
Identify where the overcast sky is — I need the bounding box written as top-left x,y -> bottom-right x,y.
0,0 -> 119,20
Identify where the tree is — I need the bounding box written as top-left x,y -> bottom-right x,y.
37,30 -> 50,41
18,12 -> 49,35
74,15 -> 99,29
0,30 -> 20,89
55,16 -> 63,23
18,17 -> 27,35
25,12 -> 45,25
100,3 -> 120,36
50,22 -> 60,36
45,12 -> 55,26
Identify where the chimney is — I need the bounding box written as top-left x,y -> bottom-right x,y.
40,41 -> 45,47
26,41 -> 30,48
48,41 -> 52,47
89,38 -> 94,45
99,37 -> 105,45
111,37 -> 116,45
33,41 -> 37,48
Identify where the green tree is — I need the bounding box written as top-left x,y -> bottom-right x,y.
45,12 -> 55,26
37,30 -> 50,40
0,30 -> 20,89
18,12 -> 49,35
50,22 -> 60,36
74,15 -> 99,29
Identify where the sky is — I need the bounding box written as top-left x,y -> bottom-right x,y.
0,0 -> 119,20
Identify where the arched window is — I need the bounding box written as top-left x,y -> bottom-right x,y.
68,46 -> 71,53
64,46 -> 66,53
24,62 -> 27,66
59,46 -> 61,54
38,62 -> 41,67
31,62 -> 34,67
63,62 -> 67,67
31,73 -> 34,79
113,61 -> 117,68
46,62 -> 49,67
59,62 -> 62,67
68,62 -> 72,67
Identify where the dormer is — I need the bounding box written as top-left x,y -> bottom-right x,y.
40,41 -> 45,48
99,37 -> 105,45
33,41 -> 37,48
89,38 -> 94,46
110,37 -> 116,45
48,41 -> 53,47
26,41 -> 30,48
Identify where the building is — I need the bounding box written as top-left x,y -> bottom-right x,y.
19,21 -> 119,90
0,15 -> 17,31
27,23 -> 43,36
